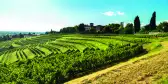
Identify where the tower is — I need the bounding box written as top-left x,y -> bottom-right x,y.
90,23 -> 94,27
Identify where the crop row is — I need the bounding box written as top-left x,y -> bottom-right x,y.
0,43 -> 144,83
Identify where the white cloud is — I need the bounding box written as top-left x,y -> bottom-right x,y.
117,11 -> 125,16
103,11 -> 125,16
103,11 -> 116,16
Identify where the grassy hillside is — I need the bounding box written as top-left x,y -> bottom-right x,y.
0,34 -> 168,83
78,41 -> 168,84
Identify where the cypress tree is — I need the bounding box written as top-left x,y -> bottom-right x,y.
150,11 -> 156,30
134,16 -> 141,33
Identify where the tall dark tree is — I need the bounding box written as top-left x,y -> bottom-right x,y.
150,11 -> 156,30
77,23 -> 85,32
134,16 -> 141,33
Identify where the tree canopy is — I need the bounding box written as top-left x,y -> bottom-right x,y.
78,23 -> 85,32
124,23 -> 134,34
157,21 -> 168,32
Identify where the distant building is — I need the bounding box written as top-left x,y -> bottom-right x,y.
84,23 -> 105,31
84,25 -> 91,31
95,25 -> 102,31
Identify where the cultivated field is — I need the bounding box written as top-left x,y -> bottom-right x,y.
0,34 -> 168,83
75,41 -> 168,84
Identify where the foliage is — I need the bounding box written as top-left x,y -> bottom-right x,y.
111,23 -> 120,34
1,34 -> 168,83
60,27 -> 78,33
78,23 -> 85,32
0,35 -> 11,41
139,27 -> 149,34
102,25 -> 112,33
124,23 -> 134,34
157,21 -> 168,32
102,23 -> 120,34
57,11 -> 168,34
150,11 -> 156,30
19,33 -> 24,38
144,24 -> 151,32
134,16 -> 141,33
0,43 -> 144,84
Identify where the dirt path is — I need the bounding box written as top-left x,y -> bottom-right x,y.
65,41 -> 168,84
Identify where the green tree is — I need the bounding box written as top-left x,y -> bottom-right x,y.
111,24 -> 120,34
102,23 -> 120,34
102,25 -> 111,33
134,16 -> 141,33
28,32 -> 31,35
139,27 -> 147,34
157,21 -> 168,32
124,23 -> 134,34
2,35 -> 11,40
150,11 -> 156,30
77,23 -> 85,32
60,26 -> 77,33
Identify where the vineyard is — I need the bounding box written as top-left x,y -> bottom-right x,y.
0,34 -> 167,84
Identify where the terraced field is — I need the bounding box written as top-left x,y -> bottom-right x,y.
0,34 -> 139,64
0,34 -> 167,84
73,41 -> 168,84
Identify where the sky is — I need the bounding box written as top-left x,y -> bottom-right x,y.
0,0 -> 168,32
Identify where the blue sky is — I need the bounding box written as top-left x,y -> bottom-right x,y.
0,0 -> 168,32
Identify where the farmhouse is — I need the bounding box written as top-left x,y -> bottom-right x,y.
84,23 -> 104,31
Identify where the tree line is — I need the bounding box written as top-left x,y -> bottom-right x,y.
0,33 -> 36,42
58,11 -> 168,34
